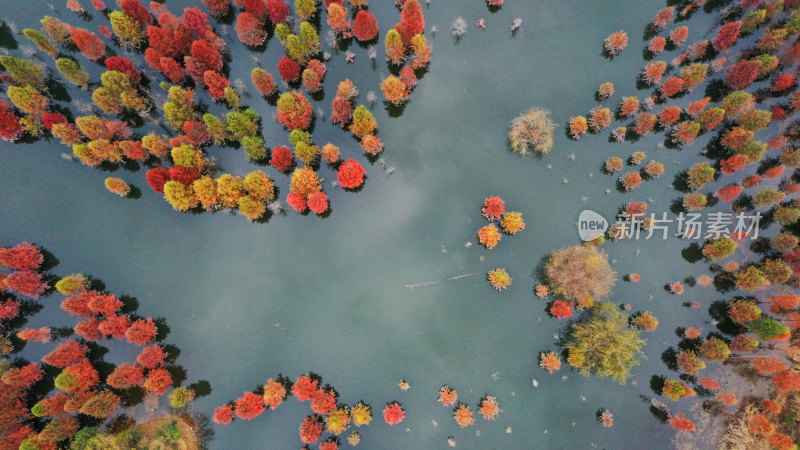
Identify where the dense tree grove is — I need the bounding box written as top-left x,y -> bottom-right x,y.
0,0 -> 428,223
0,242 -> 204,448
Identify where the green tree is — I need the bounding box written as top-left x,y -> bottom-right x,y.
748,318 -> 790,340
225,109 -> 260,140
241,136 -> 267,161
294,0 -> 317,20
244,170 -> 276,201
7,85 -> 47,116
702,236 -> 737,260
349,105 -> 377,138
108,11 -> 146,48
699,337 -> 730,362
163,86 -> 197,130
686,162 -> 716,189
56,58 -> 90,89
168,387 -> 195,408
0,56 -> 45,88
23,29 -> 57,56
564,302 -> 644,384
753,188 -> 784,208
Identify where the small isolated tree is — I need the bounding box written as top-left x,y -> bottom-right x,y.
508,107 -> 556,155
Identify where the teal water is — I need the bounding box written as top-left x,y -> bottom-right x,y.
0,1 -> 738,448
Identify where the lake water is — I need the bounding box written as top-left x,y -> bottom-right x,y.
0,0 -> 736,448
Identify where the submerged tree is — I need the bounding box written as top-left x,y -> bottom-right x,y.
564,302 -> 644,384
508,107 -> 556,155
545,245 -> 616,308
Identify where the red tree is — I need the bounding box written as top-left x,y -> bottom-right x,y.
353,10 -> 379,41
550,300 -> 574,319
481,196 -> 505,220
106,363 -> 144,388
213,404 -> 234,424
34,392 -> 70,417
396,0 -> 424,46
98,314 -> 130,338
144,367 -> 173,395
307,191 -> 329,214
299,415 -> 323,444
191,40 -> 222,72
0,299 -> 20,320
183,7 -> 212,37
715,185 -> 742,202
159,56 -> 185,82
276,91 -> 312,129
42,112 -> 67,130
292,375 -> 318,401
169,167 -> 201,185
203,0 -> 231,18
67,26 -> 106,61
278,56 -> 301,82
330,96 -> 354,125
773,371 -> 800,392
287,192 -> 307,213
0,242 -> 43,270
105,56 -> 141,83
204,70 -> 230,100
713,21 -> 741,51
5,270 -> 47,298
62,359 -> 99,392
265,0 -> 290,24
383,401 -> 405,425
772,73 -> 795,92
183,121 -> 210,147
1,363 -> 43,389
725,60 -> 761,89
74,318 -> 103,341
235,12 -> 267,46
243,0 -> 268,23
310,388 -> 336,415
125,317 -> 158,346
0,100 -> 22,142
42,340 -> 87,368
235,391 -> 266,419
660,77 -> 684,98
15,327 -> 49,342
146,168 -> 172,193
137,345 -> 167,368
270,146 -> 294,172
720,155 -> 749,174
86,292 -> 122,316
121,0 -> 152,24
770,294 -> 800,312
337,159 -> 366,189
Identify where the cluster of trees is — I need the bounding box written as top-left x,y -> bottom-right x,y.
0,241 -> 202,449
1,0 -> 433,223
564,1 -> 800,440
476,196 -> 526,254
214,372 -> 381,447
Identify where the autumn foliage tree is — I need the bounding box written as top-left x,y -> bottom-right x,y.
353,10 -> 379,41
